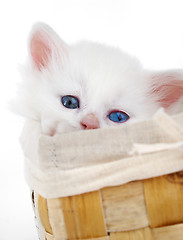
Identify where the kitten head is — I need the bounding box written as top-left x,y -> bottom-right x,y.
14,23 -> 183,135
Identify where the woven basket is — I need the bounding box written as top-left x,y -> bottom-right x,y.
20,110 -> 183,240
32,171 -> 183,240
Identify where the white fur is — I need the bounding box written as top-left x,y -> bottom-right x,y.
12,23 -> 183,135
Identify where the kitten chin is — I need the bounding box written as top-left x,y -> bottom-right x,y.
41,118 -> 82,135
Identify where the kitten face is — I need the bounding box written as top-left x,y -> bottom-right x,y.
14,23 -> 183,135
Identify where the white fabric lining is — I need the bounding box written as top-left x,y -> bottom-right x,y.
20,109 -> 183,198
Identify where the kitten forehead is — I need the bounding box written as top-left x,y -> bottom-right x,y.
70,42 -> 141,85
68,41 -> 145,98
44,40 -> 147,113
70,41 -> 143,81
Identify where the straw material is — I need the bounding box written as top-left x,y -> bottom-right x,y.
19,108 -> 183,239
32,171 -> 183,240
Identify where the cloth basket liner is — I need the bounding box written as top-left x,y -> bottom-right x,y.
20,109 -> 183,198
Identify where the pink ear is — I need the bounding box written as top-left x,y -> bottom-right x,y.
29,23 -> 67,71
151,73 -> 183,108
30,31 -> 51,70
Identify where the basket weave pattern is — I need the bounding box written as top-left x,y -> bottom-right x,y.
33,171 -> 183,240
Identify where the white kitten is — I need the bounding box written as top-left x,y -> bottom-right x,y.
13,23 -> 183,135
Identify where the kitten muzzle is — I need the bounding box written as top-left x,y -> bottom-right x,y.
80,113 -> 100,130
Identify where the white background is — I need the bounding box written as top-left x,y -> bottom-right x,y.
1,0 -> 183,239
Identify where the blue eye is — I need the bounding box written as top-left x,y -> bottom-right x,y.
108,111 -> 129,123
61,95 -> 79,109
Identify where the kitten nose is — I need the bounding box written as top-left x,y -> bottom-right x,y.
80,113 -> 100,129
